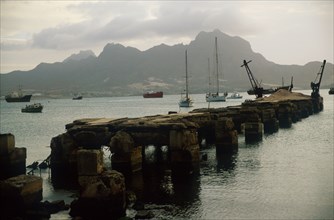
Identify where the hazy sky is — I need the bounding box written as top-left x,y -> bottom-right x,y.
1,1 -> 333,73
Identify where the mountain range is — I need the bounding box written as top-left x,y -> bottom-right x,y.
1,29 -> 333,97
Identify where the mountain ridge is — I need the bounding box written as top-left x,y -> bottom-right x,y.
1,29 -> 333,97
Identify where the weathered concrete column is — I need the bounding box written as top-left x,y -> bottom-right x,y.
261,108 -> 279,134
290,102 -> 301,123
50,133 -> 79,188
294,100 -> 310,119
169,128 -> 200,175
109,131 -> 142,174
226,110 -> 243,134
278,102 -> 293,128
312,96 -> 323,113
0,175 -> 43,219
0,133 -> 26,180
244,122 -> 264,143
77,149 -> 104,176
240,107 -> 264,143
215,117 -> 238,154
70,170 -> 126,220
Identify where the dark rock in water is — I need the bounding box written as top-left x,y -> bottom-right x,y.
41,200 -> 69,214
135,210 -> 154,219
70,197 -> 126,220
201,153 -> 208,161
126,190 -> 137,208
133,201 -> 145,210
70,170 -> 126,219
0,175 -> 43,219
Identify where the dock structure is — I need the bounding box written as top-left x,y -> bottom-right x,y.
50,89 -> 323,187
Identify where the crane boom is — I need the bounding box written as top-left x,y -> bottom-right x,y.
241,60 -> 263,98
311,60 -> 326,98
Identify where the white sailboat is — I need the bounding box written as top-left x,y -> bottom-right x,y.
179,50 -> 193,107
206,37 -> 227,102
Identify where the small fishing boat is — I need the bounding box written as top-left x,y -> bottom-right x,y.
226,92 -> 243,99
21,103 -> 43,113
143,91 -> 163,98
72,93 -> 83,100
329,87 -> 334,95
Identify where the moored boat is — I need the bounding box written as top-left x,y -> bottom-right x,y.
179,50 -> 193,107
73,95 -> 83,100
329,87 -> 334,95
143,91 -> 163,98
206,37 -> 227,102
21,103 -> 43,113
5,86 -> 32,102
72,93 -> 83,100
226,92 -> 243,99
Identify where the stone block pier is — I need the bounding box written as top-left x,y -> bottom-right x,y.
50,89 -> 323,187
1,89 -> 323,219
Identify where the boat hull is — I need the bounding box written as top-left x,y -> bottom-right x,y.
329,88 -> 334,95
206,93 -> 226,102
5,95 -> 32,102
179,97 -> 193,107
247,86 -> 290,96
226,92 -> 242,99
21,108 -> 43,113
21,103 -> 43,113
143,91 -> 163,98
73,96 -> 83,100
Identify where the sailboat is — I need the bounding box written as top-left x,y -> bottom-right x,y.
206,37 -> 227,102
179,50 -> 193,107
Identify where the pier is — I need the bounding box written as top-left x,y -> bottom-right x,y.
50,89 -> 322,185
0,89 -> 325,219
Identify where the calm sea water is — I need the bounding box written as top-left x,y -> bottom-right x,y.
0,90 -> 333,219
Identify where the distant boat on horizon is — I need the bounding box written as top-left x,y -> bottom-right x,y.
5,86 -> 32,102
72,93 -> 83,100
143,91 -> 163,98
226,92 -> 243,99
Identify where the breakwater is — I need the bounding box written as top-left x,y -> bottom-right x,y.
48,89 -> 323,218
1,89 -> 325,219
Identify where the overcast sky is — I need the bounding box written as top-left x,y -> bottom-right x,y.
1,1 -> 333,74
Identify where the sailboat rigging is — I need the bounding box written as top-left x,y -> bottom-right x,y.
179,50 -> 193,107
206,37 -> 227,102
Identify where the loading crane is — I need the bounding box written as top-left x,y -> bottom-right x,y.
289,76 -> 294,92
311,60 -> 326,98
241,60 -> 264,98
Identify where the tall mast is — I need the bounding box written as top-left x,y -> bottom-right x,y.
185,50 -> 189,99
208,58 -> 211,93
215,37 -> 219,94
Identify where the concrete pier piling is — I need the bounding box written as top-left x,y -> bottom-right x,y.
49,89 -> 323,186
0,175 -> 43,219
215,117 -> 238,153
278,102 -> 294,128
0,133 -> 26,180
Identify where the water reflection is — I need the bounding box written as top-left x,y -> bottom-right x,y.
125,145 -> 201,217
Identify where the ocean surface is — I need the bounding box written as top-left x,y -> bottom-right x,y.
0,90 -> 333,219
